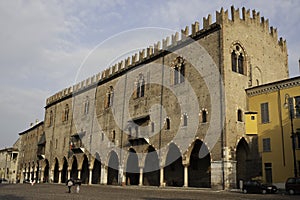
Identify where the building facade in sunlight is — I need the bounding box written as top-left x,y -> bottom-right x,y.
17,6 -> 289,189
246,77 -> 300,187
0,139 -> 20,183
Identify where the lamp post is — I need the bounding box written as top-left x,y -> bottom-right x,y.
284,94 -> 298,177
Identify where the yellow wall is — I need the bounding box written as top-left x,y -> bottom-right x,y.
247,80 -> 300,185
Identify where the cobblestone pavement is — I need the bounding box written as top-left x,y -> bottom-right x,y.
0,184 -> 299,200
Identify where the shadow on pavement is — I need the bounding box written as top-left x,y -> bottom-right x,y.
0,194 -> 25,200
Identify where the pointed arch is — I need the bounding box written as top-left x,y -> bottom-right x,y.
107,151 -> 119,185
43,159 -> 49,183
126,148 -> 139,185
143,146 -> 160,186
188,140 -> 211,188
236,137 -> 250,188
164,143 -> 183,187
61,157 -> 68,183
71,156 -> 78,179
53,158 -> 59,183
81,155 -> 89,184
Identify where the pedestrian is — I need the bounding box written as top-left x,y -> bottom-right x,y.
66,179 -> 74,193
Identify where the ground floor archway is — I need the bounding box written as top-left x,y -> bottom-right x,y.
53,158 -> 59,183
188,140 -> 211,188
107,151 -> 119,185
126,149 -> 139,185
61,158 -> 68,183
71,157 -> 78,179
81,155 -> 89,184
236,138 -> 250,188
164,143 -> 183,187
92,159 -> 101,184
143,146 -> 159,186
44,160 -> 49,183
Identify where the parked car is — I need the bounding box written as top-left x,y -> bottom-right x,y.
242,180 -> 278,194
285,177 -> 300,195
0,178 -> 9,184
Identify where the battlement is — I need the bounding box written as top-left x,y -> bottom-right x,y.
45,6 -> 287,107
216,6 -> 286,51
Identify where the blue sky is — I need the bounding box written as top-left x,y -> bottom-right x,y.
0,0 -> 299,149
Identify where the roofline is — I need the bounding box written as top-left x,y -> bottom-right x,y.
19,121 -> 44,136
246,76 -> 300,96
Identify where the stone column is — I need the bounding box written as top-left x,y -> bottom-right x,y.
67,170 -> 71,180
159,167 -> 164,187
89,169 -> 93,185
183,165 -> 189,187
100,164 -> 107,185
58,170 -> 62,184
40,170 -> 44,183
78,170 -> 81,180
139,167 -> 143,186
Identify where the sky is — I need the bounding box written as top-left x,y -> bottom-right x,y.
0,0 -> 299,149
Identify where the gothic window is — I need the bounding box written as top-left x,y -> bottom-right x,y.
200,109 -> 208,123
135,73 -> 145,98
105,86 -> 114,108
62,104 -> 69,122
166,118 -> 170,130
183,114 -> 188,126
237,109 -> 243,122
172,56 -> 185,85
231,44 -> 246,75
151,122 -> 155,133
112,130 -> 116,143
84,96 -> 89,115
49,110 -> 53,127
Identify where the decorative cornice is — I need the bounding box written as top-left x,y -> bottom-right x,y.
246,76 -> 300,97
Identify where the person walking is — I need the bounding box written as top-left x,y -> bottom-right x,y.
66,179 -> 74,193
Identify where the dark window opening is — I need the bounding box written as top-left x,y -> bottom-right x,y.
231,51 -> 237,72
166,118 -> 170,130
183,114 -> 188,127
237,109 -> 243,122
202,110 -> 207,123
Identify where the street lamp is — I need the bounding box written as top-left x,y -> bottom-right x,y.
284,94 -> 298,177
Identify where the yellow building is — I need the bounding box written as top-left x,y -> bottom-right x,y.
246,76 -> 300,187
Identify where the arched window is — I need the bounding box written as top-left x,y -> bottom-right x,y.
237,109 -> 243,122
238,54 -> 244,74
151,122 -> 155,133
84,96 -> 89,115
112,130 -> 116,143
183,114 -> 188,127
166,118 -> 170,130
231,51 -> 237,72
105,86 -> 114,108
135,74 -> 145,98
62,104 -> 69,122
49,110 -> 53,127
231,44 -> 246,75
172,56 -> 185,85
201,110 -> 208,123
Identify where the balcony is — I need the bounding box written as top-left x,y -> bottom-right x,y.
37,133 -> 46,160
70,133 -> 85,154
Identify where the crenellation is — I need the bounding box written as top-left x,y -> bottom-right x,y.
154,41 -> 161,54
139,49 -> 146,61
242,7 -> 250,21
162,36 -> 170,49
125,57 -> 131,68
181,26 -> 189,39
216,8 -> 228,24
105,68 -> 110,77
270,26 -> 278,41
203,14 -> 212,29
191,21 -> 199,36
96,73 -> 101,81
171,32 -> 179,45
146,46 -> 153,58
132,53 -> 138,64
230,6 -> 240,22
